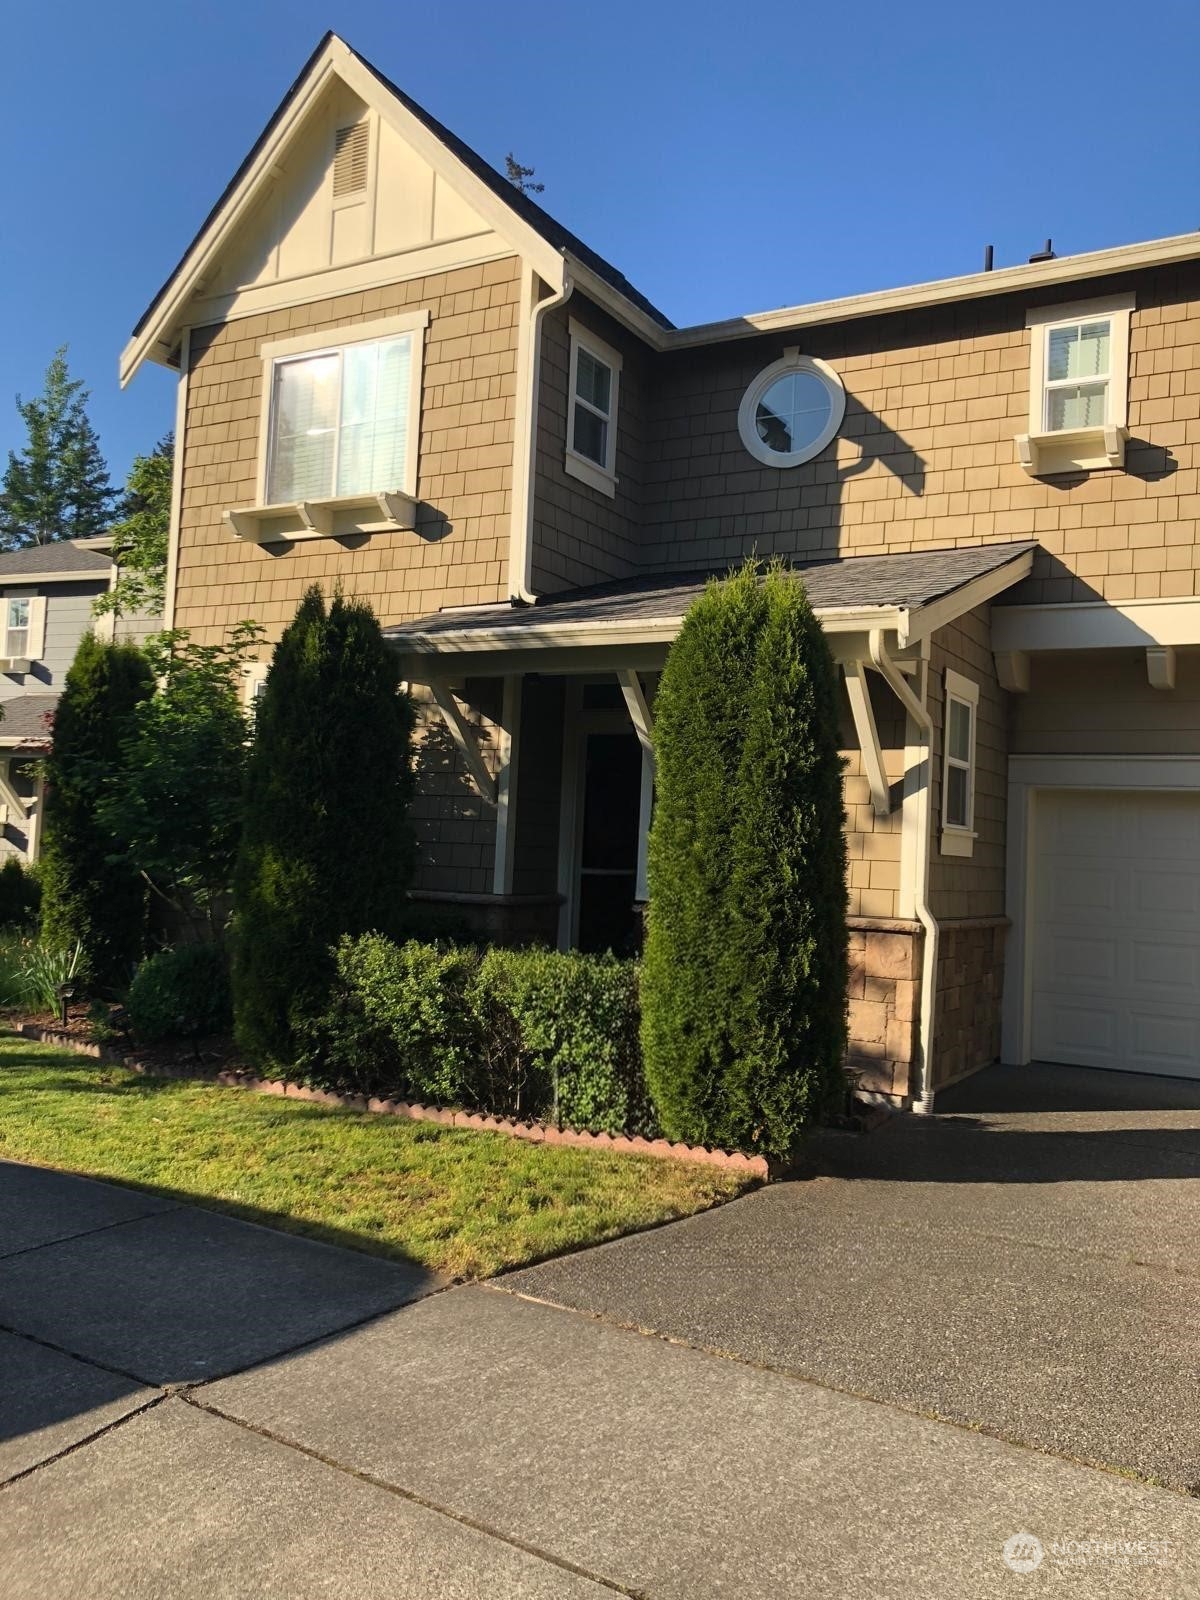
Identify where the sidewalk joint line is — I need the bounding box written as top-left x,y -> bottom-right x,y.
0,1203 -> 188,1265
182,1392 -> 647,1598
0,1394 -> 166,1492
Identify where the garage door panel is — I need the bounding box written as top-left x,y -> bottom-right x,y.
1031,790 -> 1200,1079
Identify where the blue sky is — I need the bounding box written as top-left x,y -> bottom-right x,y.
4,0 -> 1198,488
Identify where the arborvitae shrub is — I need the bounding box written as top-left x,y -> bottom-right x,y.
40,633 -> 154,986
640,562 -> 848,1158
231,586 -> 416,1071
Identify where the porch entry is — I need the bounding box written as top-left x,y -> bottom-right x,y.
558,678 -> 656,955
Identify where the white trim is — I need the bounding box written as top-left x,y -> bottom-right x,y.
121,36 -> 567,383
163,329 -> 189,631
565,318 -> 621,496
940,667 -> 979,856
427,679 -> 497,808
491,674 -> 522,895
256,308 -> 428,508
843,660 -> 891,818
992,595 -> 1200,653
1002,754 -> 1200,1066
1017,293 -> 1133,477
737,350 -> 845,469
616,668 -> 655,903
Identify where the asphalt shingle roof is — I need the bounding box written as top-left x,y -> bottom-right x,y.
0,542 -> 111,578
386,542 -> 1037,642
0,694 -> 59,746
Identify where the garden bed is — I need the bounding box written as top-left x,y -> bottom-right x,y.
0,1030 -> 759,1279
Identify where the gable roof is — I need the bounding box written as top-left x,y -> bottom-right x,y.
0,541 -> 111,581
124,33 -> 670,383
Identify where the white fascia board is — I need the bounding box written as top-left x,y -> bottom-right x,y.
0,568 -> 109,586
121,36 -> 566,386
670,231 -> 1200,351
991,595 -> 1200,653
899,548 -> 1035,645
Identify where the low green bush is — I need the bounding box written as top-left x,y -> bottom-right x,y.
480,948 -> 651,1136
127,944 -> 232,1044
0,859 -> 40,933
302,936 -> 653,1135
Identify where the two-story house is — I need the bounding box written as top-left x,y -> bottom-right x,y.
0,540 -> 156,863
122,32 -> 1200,1104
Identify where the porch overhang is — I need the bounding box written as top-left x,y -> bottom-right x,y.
385,541 -> 1037,680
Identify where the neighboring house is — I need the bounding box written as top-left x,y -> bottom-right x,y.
0,540 -> 158,864
121,31 -> 1200,1103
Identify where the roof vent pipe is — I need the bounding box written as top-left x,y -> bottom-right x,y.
983,244 -> 994,272
1028,239 -> 1056,263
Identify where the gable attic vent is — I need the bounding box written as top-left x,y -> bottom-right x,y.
333,122 -> 370,198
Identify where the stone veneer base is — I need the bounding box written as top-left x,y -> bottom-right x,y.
12,1024 -> 770,1180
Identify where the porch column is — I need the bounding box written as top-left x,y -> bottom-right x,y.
617,668 -> 655,903
491,674 -> 523,895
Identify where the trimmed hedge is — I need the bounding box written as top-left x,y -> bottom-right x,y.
302,936 -> 651,1137
128,943 -> 232,1044
641,561 -> 849,1159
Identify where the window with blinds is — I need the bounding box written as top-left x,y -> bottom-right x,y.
266,334 -> 414,504
1043,317 -> 1111,432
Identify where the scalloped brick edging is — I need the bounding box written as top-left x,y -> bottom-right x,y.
11,1023 -> 770,1178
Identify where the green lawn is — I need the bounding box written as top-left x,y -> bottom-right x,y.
0,1033 -> 754,1278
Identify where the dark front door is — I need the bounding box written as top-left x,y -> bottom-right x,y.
577,730 -> 642,955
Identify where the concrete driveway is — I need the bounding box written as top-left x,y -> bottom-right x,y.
3,1063 -> 1200,1598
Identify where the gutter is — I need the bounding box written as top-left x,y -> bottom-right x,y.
869,628 -> 940,1114
508,262 -> 573,604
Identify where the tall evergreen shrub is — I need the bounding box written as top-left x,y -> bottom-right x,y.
641,562 -> 848,1157
231,586 -> 416,1070
40,632 -> 154,985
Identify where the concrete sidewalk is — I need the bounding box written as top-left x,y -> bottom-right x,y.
2,1082 -> 1200,1598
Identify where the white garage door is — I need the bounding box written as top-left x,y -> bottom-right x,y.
1031,790 -> 1200,1078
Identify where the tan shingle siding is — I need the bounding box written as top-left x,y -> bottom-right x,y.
174,256 -> 522,642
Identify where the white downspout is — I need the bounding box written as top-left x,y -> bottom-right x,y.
869,628 -> 940,1114
508,260 -> 573,604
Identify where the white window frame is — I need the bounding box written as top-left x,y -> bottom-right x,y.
254,309 -> 429,509
1018,293 -> 1133,476
564,318 -> 621,498
737,348 -> 846,469
0,591 -> 44,666
940,668 -> 979,857
4,597 -> 31,660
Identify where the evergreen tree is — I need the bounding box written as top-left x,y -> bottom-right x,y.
504,153 -> 544,195
0,347 -> 115,548
94,435 -> 172,620
231,586 -> 416,1070
40,633 -> 155,986
640,562 -> 848,1158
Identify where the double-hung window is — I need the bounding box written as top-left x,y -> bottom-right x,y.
565,319 -> 621,496
1020,294 -> 1133,475
941,669 -> 979,857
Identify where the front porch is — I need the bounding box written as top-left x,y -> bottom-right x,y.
386,542 -> 1037,1106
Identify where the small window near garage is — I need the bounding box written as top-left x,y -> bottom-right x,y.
941,668 -> 979,857
565,319 -> 621,497
737,349 -> 846,469
1018,294 -> 1133,476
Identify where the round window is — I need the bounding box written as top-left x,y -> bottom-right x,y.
737,353 -> 846,468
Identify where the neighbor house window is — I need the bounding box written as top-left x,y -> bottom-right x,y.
259,311 -> 428,508
737,350 -> 846,468
941,669 -> 980,857
1019,294 -> 1133,475
565,319 -> 621,496
5,599 -> 30,659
